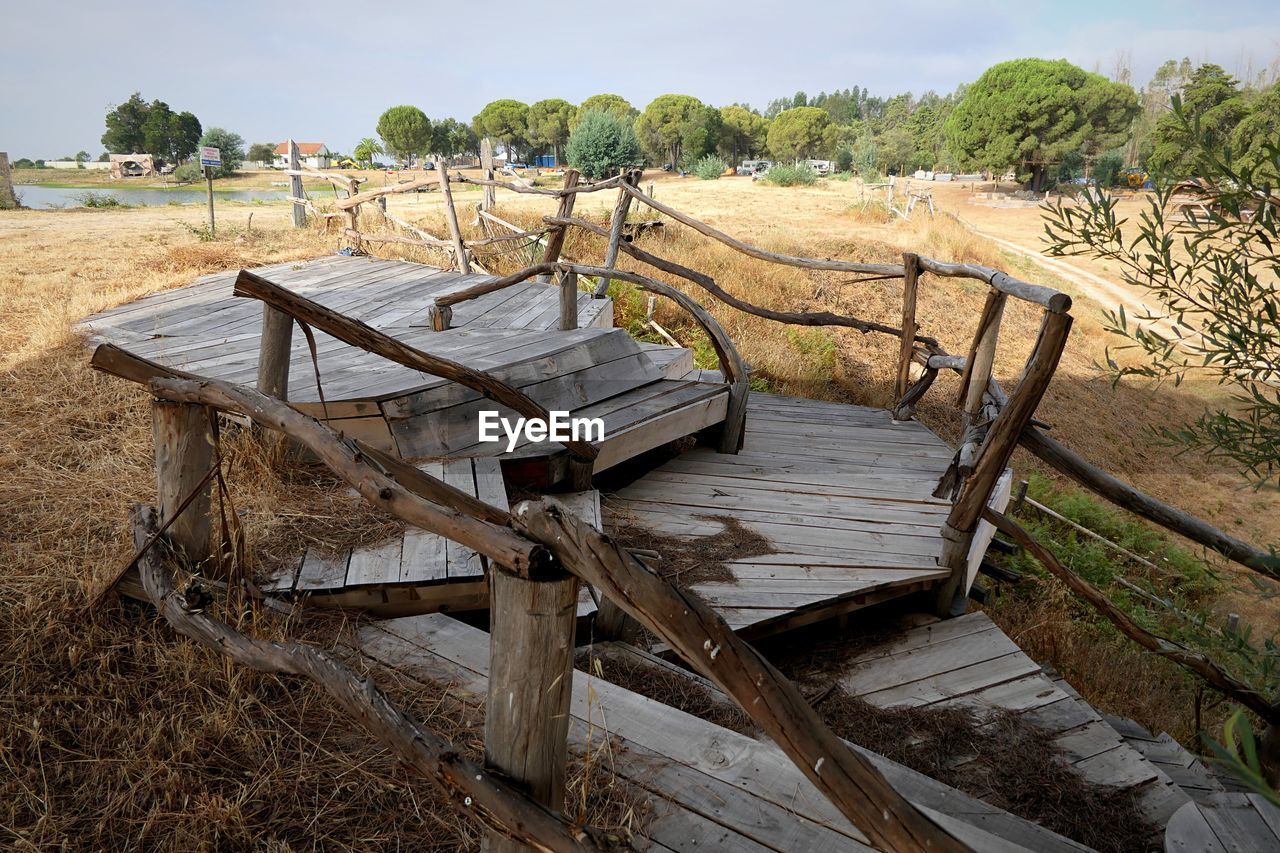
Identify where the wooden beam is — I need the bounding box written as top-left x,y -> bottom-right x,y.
434,263 -> 556,308
558,271 -> 578,331
338,174 -> 439,209
129,505 -> 605,852
256,305 -> 293,400
232,269 -> 598,462
594,170 -> 640,298
147,376 -> 552,576
510,499 -> 968,853
619,182 -> 904,277
288,141 -> 305,228
485,568 -> 579,851
916,256 -> 1071,313
480,138 -> 496,211
896,253 -> 921,400
436,161 -> 471,275
151,400 -> 214,571
539,169 -> 580,283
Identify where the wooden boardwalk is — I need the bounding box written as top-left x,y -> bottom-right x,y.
357,613 -> 1091,853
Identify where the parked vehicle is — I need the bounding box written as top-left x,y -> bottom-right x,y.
737,160 -> 772,175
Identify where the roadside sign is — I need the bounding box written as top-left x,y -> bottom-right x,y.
199,146 -> 222,168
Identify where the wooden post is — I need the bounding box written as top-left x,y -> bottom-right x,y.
152,400 -> 215,571
0,152 -> 17,210
204,166 -> 216,238
484,567 -> 578,852
288,140 -> 305,228
593,169 -> 640,297
895,253 -> 920,401
256,305 -> 293,399
436,161 -> 471,275
538,169 -> 580,283
480,138 -> 496,212
558,271 -> 578,330
957,289 -> 1007,421
427,303 -> 452,332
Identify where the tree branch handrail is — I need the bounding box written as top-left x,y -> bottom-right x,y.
454,173 -> 625,198
232,269 -> 598,461
916,256 -> 1072,313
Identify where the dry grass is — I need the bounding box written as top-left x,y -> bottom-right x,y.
601,509 -> 774,588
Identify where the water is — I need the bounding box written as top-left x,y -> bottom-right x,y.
16,185 -> 290,209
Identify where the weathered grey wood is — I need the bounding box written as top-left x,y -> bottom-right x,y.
511,499 -> 969,852
917,256 -> 1071,313
558,271 -> 578,331
151,400 -> 214,570
594,170 -> 640,298
484,567 -> 579,852
256,304 -> 293,399
539,169 -> 580,283
288,141 -> 305,228
897,253 -> 921,400
480,138 -> 496,211
436,161 -> 471,274
0,152 -> 17,210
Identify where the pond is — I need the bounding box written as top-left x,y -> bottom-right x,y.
16,185 -> 290,209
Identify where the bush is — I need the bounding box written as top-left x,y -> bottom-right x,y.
566,110 -> 643,180
197,127 -> 245,178
760,162 -> 817,186
691,154 -> 726,180
1093,150 -> 1125,188
173,163 -> 203,183
835,149 -> 854,173
74,192 -> 125,208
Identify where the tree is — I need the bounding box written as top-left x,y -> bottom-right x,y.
527,99 -> 576,164
247,143 -> 277,166
571,94 -> 635,129
141,100 -> 174,162
1231,81 -> 1280,178
170,112 -> 202,163
377,105 -> 432,165
718,105 -> 768,164
1148,65 -> 1248,178
74,151 -> 91,163
945,58 -> 1137,191
197,128 -> 244,178
352,137 -> 382,167
101,93 -> 150,153
766,107 -> 837,161
1043,100 -> 1280,486
565,110 -> 642,180
635,94 -> 705,168
473,100 -> 529,163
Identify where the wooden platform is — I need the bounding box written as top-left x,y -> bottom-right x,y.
602,393 -> 964,636
356,613 -> 1092,852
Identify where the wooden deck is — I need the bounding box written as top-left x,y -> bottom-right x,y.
357,612 -> 1092,853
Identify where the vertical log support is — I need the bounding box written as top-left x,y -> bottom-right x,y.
558,271 -> 578,331
151,400 -> 215,572
593,169 -> 641,298
288,140 -> 305,228
538,169 -> 581,283
935,309 -> 1072,614
437,161 -> 471,275
256,305 -> 294,399
484,566 -> 578,852
480,138 -> 496,212
957,289 -> 1007,431
895,252 -> 921,402
0,152 -> 17,210
427,302 -> 452,332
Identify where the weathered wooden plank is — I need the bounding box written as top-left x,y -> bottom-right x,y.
442,460 -> 483,579
344,535 -> 403,588
295,548 -> 351,592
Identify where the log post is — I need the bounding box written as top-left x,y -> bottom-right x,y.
483,566 -> 578,852
935,310 -> 1071,614
957,289 -> 1007,426
288,140 -> 305,228
428,302 -> 452,332
538,169 -> 580,283
0,152 -> 17,210
151,400 -> 215,572
895,253 -> 921,401
558,271 -> 578,331
480,138 -> 496,212
437,161 -> 471,274
593,169 -> 640,297
256,305 -> 294,399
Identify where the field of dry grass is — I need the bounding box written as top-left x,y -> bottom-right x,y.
2,175 -> 1275,846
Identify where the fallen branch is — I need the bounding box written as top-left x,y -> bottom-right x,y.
511,498 -> 968,853
130,504 -> 605,852
983,508 -> 1278,724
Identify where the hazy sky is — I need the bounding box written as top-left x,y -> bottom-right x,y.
3,0 -> 1278,159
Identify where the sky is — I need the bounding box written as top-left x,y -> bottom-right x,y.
3,0 -> 1278,160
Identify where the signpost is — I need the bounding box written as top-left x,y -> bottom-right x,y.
199,145 -> 221,237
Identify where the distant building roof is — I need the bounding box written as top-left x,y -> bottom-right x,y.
273,142 -> 328,156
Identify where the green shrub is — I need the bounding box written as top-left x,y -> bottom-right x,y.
74,192 -> 125,208
1093,150 -> 1125,187
173,163 -> 202,183
835,148 -> 854,172
566,110 -> 643,180
692,154 -> 726,180
761,162 -> 817,186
